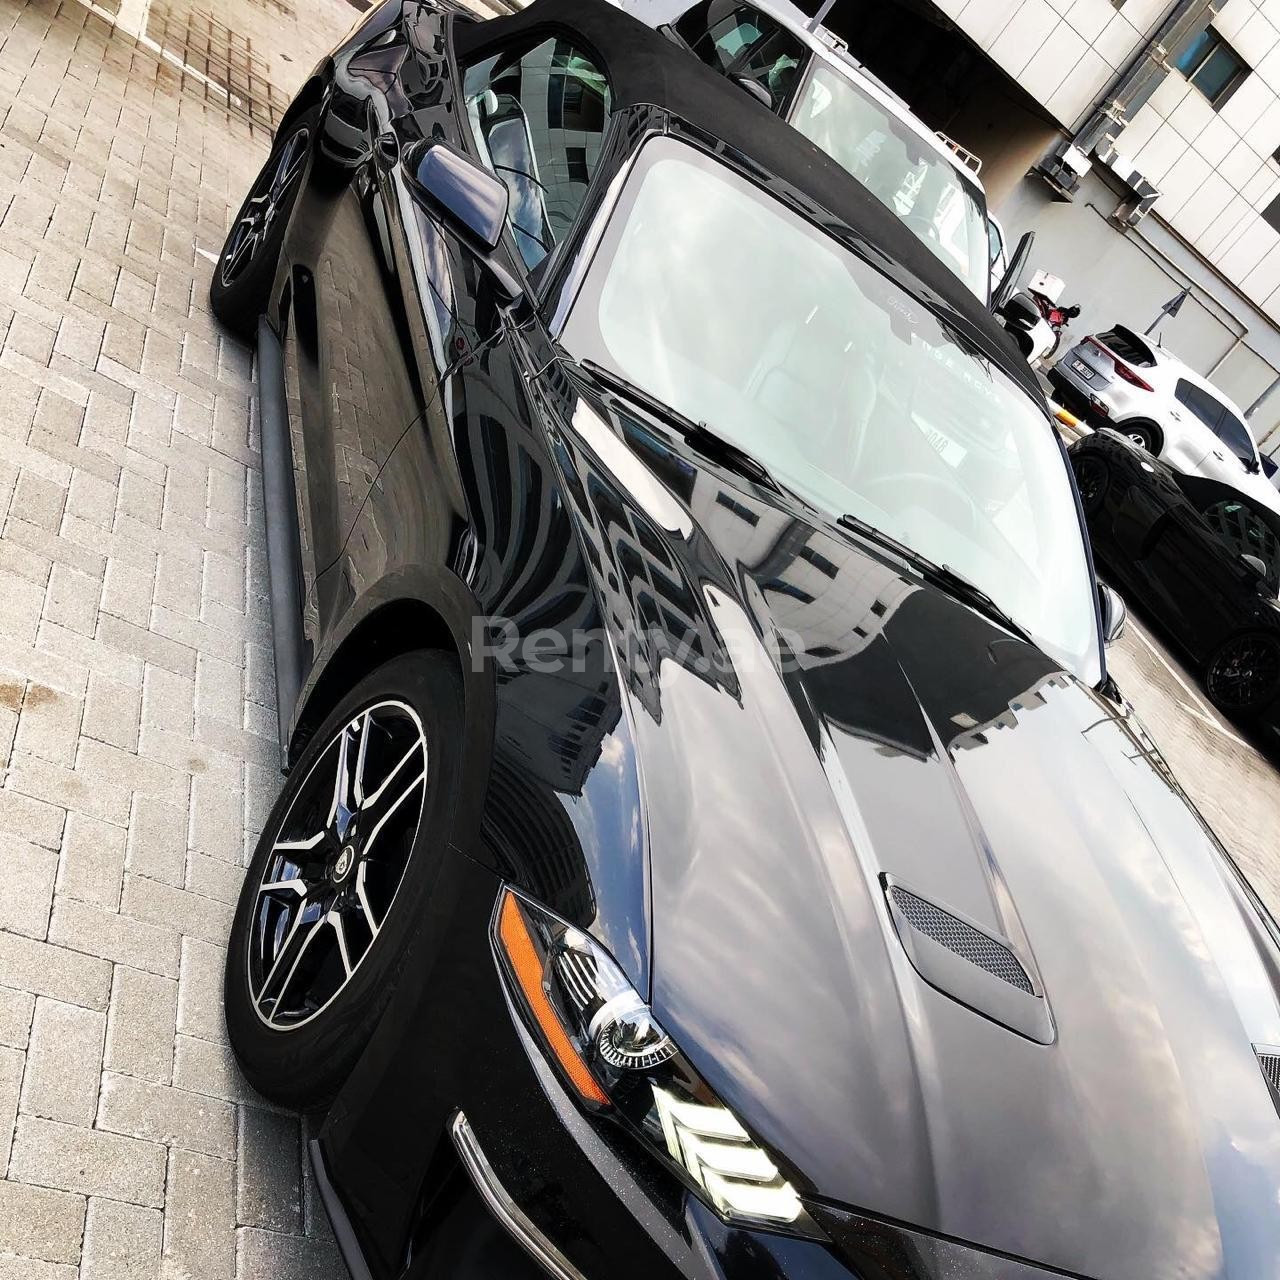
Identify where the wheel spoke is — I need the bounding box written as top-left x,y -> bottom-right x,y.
259,877 -> 308,896
361,739 -> 424,812
270,133 -> 308,201
352,710 -> 372,808
327,719 -> 360,834
356,861 -> 379,938
265,917 -> 325,1025
329,912 -> 353,978
274,830 -> 325,852
257,906 -> 317,1012
224,225 -> 259,279
362,768 -> 426,860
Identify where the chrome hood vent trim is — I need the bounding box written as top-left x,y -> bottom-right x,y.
884,876 -> 1054,1045
1256,1047 -> 1280,1117
888,885 -> 1034,994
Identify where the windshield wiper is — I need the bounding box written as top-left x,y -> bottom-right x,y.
837,512 -> 1033,642
578,360 -> 782,494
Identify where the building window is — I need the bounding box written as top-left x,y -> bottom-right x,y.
1175,27 -> 1249,108
1263,190 -> 1280,235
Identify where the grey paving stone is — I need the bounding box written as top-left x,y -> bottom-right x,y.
0,985 -> 34,1049
80,1197 -> 162,1280
9,1115 -> 167,1207
0,931 -> 111,1010
104,965 -> 176,1084
236,1105 -> 302,1234
0,1255 -> 77,1279
162,1148 -> 235,1280
0,838 -> 57,938
0,1044 -> 24,1172
124,793 -> 187,886
0,1178 -> 86,1266
49,897 -> 181,978
55,811 -> 126,910
235,1226 -> 345,1280
176,936 -> 226,1043
20,997 -> 106,1125
98,1071 -> 236,1159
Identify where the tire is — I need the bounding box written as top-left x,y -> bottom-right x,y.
225,651 -> 464,1107
1204,632 -> 1280,716
1118,420 -> 1160,454
209,107 -> 319,339
1074,454 -> 1109,515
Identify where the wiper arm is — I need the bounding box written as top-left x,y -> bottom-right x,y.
837,512 -> 1033,642
578,360 -> 782,493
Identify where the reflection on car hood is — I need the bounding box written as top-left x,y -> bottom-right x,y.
554,388 -> 1280,1279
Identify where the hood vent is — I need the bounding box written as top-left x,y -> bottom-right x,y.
1260,1052 -> 1280,1092
884,879 -> 1053,1045
888,886 -> 1034,994
1256,1048 -> 1280,1118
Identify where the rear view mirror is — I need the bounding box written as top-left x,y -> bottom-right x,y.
1098,582 -> 1126,646
405,140 -> 508,253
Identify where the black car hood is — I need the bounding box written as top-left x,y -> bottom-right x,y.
551,387 -> 1280,1279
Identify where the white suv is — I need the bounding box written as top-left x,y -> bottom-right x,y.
619,0 -> 996,302
1050,326 -> 1280,511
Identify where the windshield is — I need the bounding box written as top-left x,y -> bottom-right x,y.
787,63 -> 989,300
558,138 -> 1100,682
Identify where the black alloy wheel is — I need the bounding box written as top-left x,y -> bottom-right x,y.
1074,455 -> 1109,515
209,107 -> 319,338
225,651 -> 463,1105
1205,633 -> 1280,714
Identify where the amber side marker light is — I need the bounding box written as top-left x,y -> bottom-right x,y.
497,891 -> 609,1106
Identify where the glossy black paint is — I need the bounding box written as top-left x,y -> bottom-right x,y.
242,2 -> 1280,1278
1070,427 -> 1280,733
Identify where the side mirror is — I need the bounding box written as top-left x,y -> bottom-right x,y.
1098,582 -> 1126,646
405,139 -> 508,253
1242,553 -> 1268,579
733,76 -> 773,108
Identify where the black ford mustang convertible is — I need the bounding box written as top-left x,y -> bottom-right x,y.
212,1 -> 1280,1277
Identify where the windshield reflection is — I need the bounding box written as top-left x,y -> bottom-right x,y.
559,136 -> 1100,683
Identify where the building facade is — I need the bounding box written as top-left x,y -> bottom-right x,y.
827,0 -> 1280,460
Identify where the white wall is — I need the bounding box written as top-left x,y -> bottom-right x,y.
1113,0 -> 1280,325
930,0 -> 1167,129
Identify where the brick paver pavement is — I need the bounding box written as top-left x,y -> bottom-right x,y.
0,0 -> 357,1273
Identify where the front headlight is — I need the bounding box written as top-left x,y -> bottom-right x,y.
493,888 -> 819,1235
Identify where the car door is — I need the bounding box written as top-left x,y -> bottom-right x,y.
1142,473 -> 1274,657
314,15 -> 623,685
1170,379 -> 1241,483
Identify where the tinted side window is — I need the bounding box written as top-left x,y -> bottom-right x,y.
1175,379 -> 1224,432
1200,497 -> 1280,591
462,37 -> 611,270
675,0 -> 804,108
1215,409 -> 1256,464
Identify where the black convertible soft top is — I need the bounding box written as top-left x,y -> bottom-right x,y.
452,0 -> 1044,405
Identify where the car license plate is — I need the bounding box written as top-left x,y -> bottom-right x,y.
1071,359 -> 1094,381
